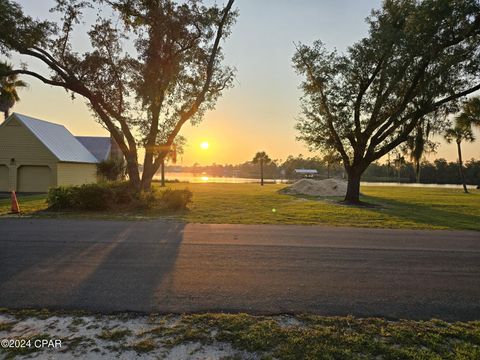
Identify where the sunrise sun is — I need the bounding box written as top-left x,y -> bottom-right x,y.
200,141 -> 210,150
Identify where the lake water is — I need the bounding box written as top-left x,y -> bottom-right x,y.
158,172 -> 477,189
158,172 -> 274,183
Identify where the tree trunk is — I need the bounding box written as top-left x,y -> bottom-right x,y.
327,164 -> 330,179
260,160 -> 264,186
457,141 -> 469,194
415,161 -> 421,183
4,110 -> 9,120
140,167 -> 153,192
344,168 -> 362,204
160,158 -> 165,187
125,154 -> 141,191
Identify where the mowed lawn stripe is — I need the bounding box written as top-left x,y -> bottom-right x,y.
0,183 -> 479,230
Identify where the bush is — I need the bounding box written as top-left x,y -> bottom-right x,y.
47,182 -> 192,212
133,189 -> 157,210
160,188 -> 193,210
108,181 -> 138,205
48,183 -> 112,211
48,182 -> 131,211
96,159 -> 126,181
47,186 -> 75,210
74,183 -> 112,210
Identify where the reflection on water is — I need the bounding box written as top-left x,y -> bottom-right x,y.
156,172 -> 280,183
156,172 -> 476,189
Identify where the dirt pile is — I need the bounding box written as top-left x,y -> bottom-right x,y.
280,178 -> 348,197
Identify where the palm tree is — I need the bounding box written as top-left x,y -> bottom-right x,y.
457,97 -> 480,129
0,63 -> 28,120
444,124 -> 475,194
252,151 -> 271,186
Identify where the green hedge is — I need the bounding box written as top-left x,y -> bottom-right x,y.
161,189 -> 193,211
47,182 -> 192,211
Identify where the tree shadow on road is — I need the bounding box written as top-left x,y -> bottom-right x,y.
0,220 -> 185,312
68,221 -> 185,312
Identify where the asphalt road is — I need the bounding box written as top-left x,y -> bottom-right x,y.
0,219 -> 479,321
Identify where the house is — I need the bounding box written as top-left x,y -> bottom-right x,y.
0,113 -> 120,193
294,169 -> 319,178
75,136 -> 122,163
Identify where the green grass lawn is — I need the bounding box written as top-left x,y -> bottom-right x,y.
1,183 -> 479,230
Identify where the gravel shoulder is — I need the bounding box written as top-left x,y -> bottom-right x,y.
1,310 -> 479,359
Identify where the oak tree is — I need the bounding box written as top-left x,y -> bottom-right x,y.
0,0 -> 237,190
294,0 -> 480,203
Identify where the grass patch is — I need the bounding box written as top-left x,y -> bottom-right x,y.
61,336 -> 96,352
4,308 -> 55,320
161,323 -> 212,348
0,193 -> 48,215
1,183 -> 479,230
1,310 -> 479,359
178,183 -> 480,230
71,317 -> 86,327
131,338 -> 157,353
0,321 -> 17,331
97,328 -> 131,341
166,314 -> 480,360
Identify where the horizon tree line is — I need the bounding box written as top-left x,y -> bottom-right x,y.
168,153 -> 480,187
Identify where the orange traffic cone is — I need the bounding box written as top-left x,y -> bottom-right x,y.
11,191 -> 20,214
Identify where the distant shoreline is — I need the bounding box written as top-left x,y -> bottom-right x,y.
153,172 -> 478,189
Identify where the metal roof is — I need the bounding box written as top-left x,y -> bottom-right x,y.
294,169 -> 319,174
10,113 -> 99,163
75,136 -> 111,162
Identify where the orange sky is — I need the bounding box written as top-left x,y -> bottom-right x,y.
11,0 -> 480,166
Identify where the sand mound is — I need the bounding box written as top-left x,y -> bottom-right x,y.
280,178 -> 348,197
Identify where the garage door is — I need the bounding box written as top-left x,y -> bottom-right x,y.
17,166 -> 52,193
0,165 -> 8,192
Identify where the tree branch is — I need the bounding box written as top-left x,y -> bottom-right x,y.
294,45 -> 351,167
152,0 -> 236,171
369,57 -> 431,148
354,54 -> 385,137
31,46 -> 72,76
370,82 -> 480,161
19,48 -> 70,81
4,69 -> 67,87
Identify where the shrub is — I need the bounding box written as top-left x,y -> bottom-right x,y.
96,159 -> 126,181
48,182 -> 119,211
73,183 -> 112,210
108,181 -> 138,204
47,182 -> 193,212
131,189 -> 157,210
47,186 -> 75,210
160,188 -> 193,211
